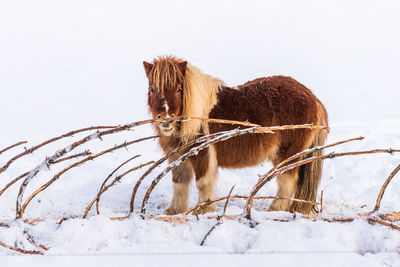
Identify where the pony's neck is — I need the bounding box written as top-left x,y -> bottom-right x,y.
180,64 -> 224,142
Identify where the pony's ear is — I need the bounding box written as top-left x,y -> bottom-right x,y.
178,61 -> 187,76
143,61 -> 153,77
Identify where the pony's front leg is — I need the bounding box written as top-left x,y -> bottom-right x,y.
165,162 -> 193,215
193,146 -> 218,215
268,169 -> 298,211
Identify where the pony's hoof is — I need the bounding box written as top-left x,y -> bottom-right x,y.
164,207 -> 181,215
192,204 -> 216,215
164,207 -> 185,215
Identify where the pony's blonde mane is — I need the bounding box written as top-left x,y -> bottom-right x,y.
182,63 -> 224,142
150,56 -> 224,142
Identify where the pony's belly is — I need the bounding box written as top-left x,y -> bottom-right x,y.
214,135 -> 278,169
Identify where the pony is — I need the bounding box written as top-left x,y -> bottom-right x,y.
143,56 -> 328,215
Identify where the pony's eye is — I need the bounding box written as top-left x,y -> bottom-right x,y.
176,87 -> 183,93
150,87 -> 155,94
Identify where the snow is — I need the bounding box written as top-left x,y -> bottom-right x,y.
1,0 -> 400,266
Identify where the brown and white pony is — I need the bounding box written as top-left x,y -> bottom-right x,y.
143,56 -> 328,215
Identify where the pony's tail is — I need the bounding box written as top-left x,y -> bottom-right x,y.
290,128 -> 328,214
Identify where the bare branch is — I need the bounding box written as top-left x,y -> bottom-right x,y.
0,240 -> 44,255
0,151 -> 92,198
183,195 -> 319,216
199,221 -> 223,246
372,163 -> 400,213
368,217 -> 400,231
83,160 -> 154,218
95,155 -> 142,215
0,126 -> 118,175
50,150 -> 92,164
0,141 -> 28,155
244,148 -> 400,219
17,136 -> 157,218
14,120 -> 158,219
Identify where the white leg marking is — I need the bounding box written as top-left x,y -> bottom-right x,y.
195,146 -> 218,214
165,182 -> 191,215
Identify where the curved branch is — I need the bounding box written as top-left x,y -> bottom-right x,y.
183,195 -> 320,216
15,120 -> 156,218
372,163 -> 400,213
0,126 -> 117,175
95,155 -> 142,215
0,151 -> 92,198
17,136 -> 157,218
83,160 -> 154,218
0,240 -> 44,255
244,148 -> 400,219
0,141 -> 27,155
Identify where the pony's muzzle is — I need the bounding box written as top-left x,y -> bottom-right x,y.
156,115 -> 176,135
161,121 -> 173,128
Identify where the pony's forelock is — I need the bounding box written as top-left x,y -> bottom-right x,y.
149,56 -> 186,92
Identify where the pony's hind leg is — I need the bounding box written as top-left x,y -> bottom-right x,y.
192,146 -> 218,214
268,169 -> 299,211
165,162 -> 193,215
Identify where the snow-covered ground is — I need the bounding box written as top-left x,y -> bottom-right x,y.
1,0 -> 400,266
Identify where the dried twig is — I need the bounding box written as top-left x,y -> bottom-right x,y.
0,141 -> 27,155
200,186 -> 235,246
199,221 -> 223,246
183,195 -> 319,216
368,218 -> 400,231
83,160 -> 154,218
255,136 -> 363,187
0,126 -> 118,175
320,190 -> 324,213
14,120 -> 158,219
23,229 -> 49,251
380,212 -> 400,222
372,163 -> 400,213
223,185 -> 236,216
244,148 -> 400,219
50,150 -> 92,164
0,240 -> 44,255
0,151 -> 92,198
17,136 -> 157,218
95,155 -> 142,215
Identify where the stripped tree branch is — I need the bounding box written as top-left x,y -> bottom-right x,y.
200,186 -> 235,246
0,151 -> 92,198
14,120 -> 159,219
83,160 -> 154,218
0,126 -> 118,175
0,141 -> 28,155
368,217 -> 400,231
372,163 -> 400,213
17,136 -> 157,218
244,148 -> 400,219
95,155 -> 142,215
0,240 -> 44,255
183,195 -> 319,216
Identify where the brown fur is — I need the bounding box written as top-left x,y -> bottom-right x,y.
143,56 -> 328,215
